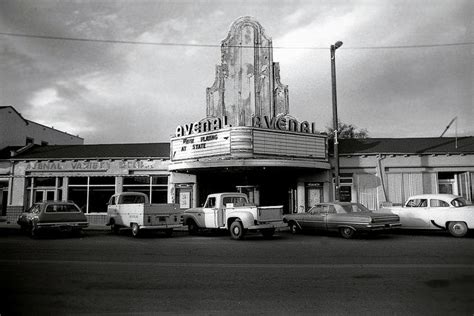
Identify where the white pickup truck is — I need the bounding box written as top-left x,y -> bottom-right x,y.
183,192 -> 286,240
107,192 -> 184,237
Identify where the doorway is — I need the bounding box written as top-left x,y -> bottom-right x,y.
1,189 -> 7,216
305,183 -> 323,211
236,185 -> 260,205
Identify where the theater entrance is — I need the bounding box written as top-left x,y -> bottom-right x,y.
195,168 -> 303,214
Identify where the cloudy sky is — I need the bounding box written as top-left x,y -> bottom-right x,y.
0,0 -> 472,144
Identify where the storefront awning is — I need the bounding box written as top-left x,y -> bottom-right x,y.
169,159 -> 330,172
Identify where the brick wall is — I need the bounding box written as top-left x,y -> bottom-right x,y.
6,206 -> 24,223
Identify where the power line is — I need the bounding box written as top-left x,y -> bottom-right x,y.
0,31 -> 473,50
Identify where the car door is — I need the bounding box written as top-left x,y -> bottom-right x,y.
396,198 -> 431,229
297,205 -> 318,229
322,205 -> 339,231
202,197 -> 219,228
305,204 -> 326,230
427,198 -> 451,229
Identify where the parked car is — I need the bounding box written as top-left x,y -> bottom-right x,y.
17,201 -> 89,238
377,194 -> 474,237
283,202 -> 401,239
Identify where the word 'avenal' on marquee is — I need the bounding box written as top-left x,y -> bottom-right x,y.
175,115 -> 320,137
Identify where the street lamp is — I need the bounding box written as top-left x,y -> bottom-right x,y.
330,41 -> 343,201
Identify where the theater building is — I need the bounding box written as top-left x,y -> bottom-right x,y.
168,16 -> 330,213
2,17 -> 473,223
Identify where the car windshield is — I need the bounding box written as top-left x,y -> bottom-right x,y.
340,203 -> 369,213
451,197 -> 468,207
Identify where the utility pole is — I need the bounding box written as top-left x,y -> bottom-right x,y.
331,41 -> 343,201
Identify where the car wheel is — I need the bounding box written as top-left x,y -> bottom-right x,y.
340,227 -> 356,239
230,220 -> 245,240
261,228 -> 275,239
448,221 -> 468,237
110,222 -> 120,234
131,223 -> 140,238
289,222 -> 299,234
110,220 -> 120,234
20,224 -> 29,234
72,229 -> 83,238
30,223 -> 38,239
187,220 -> 199,235
164,229 -> 173,237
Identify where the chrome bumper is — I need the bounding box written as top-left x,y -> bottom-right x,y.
367,223 -> 401,230
247,221 -> 287,230
139,224 -> 184,230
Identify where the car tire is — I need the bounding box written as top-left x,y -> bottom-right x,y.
110,220 -> 120,234
340,227 -> 356,239
72,229 -> 83,238
164,229 -> 173,237
289,222 -> 299,234
230,220 -> 245,240
29,223 -> 38,239
187,220 -> 199,235
448,221 -> 468,237
261,228 -> 275,239
131,223 -> 140,238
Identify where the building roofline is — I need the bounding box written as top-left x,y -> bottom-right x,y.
0,106 -> 29,125
26,119 -> 84,140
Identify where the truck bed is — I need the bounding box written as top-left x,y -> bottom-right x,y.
257,206 -> 283,222
116,203 -> 183,227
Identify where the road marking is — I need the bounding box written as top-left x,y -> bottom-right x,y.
0,259 -> 473,269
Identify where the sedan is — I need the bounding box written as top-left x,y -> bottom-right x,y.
283,202 -> 401,239
378,194 -> 474,237
17,201 -> 89,238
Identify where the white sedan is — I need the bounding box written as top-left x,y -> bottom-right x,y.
379,194 -> 474,237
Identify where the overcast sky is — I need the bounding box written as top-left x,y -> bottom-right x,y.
0,0 -> 472,144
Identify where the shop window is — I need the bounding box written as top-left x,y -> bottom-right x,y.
124,176 -> 149,185
123,176 -> 168,204
151,188 -> 167,204
26,177 -> 62,207
68,176 -> 115,213
69,177 -> 88,185
68,187 -> 87,212
123,187 -> 150,198
152,176 -> 168,185
89,176 -> 115,185
34,177 -> 56,187
88,187 -> 115,213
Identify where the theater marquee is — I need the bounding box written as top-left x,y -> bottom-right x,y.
170,119 -> 327,162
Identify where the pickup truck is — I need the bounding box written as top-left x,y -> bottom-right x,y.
183,192 -> 286,240
107,192 -> 183,237
377,194 -> 474,237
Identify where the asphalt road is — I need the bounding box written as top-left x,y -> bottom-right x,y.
0,228 -> 473,315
